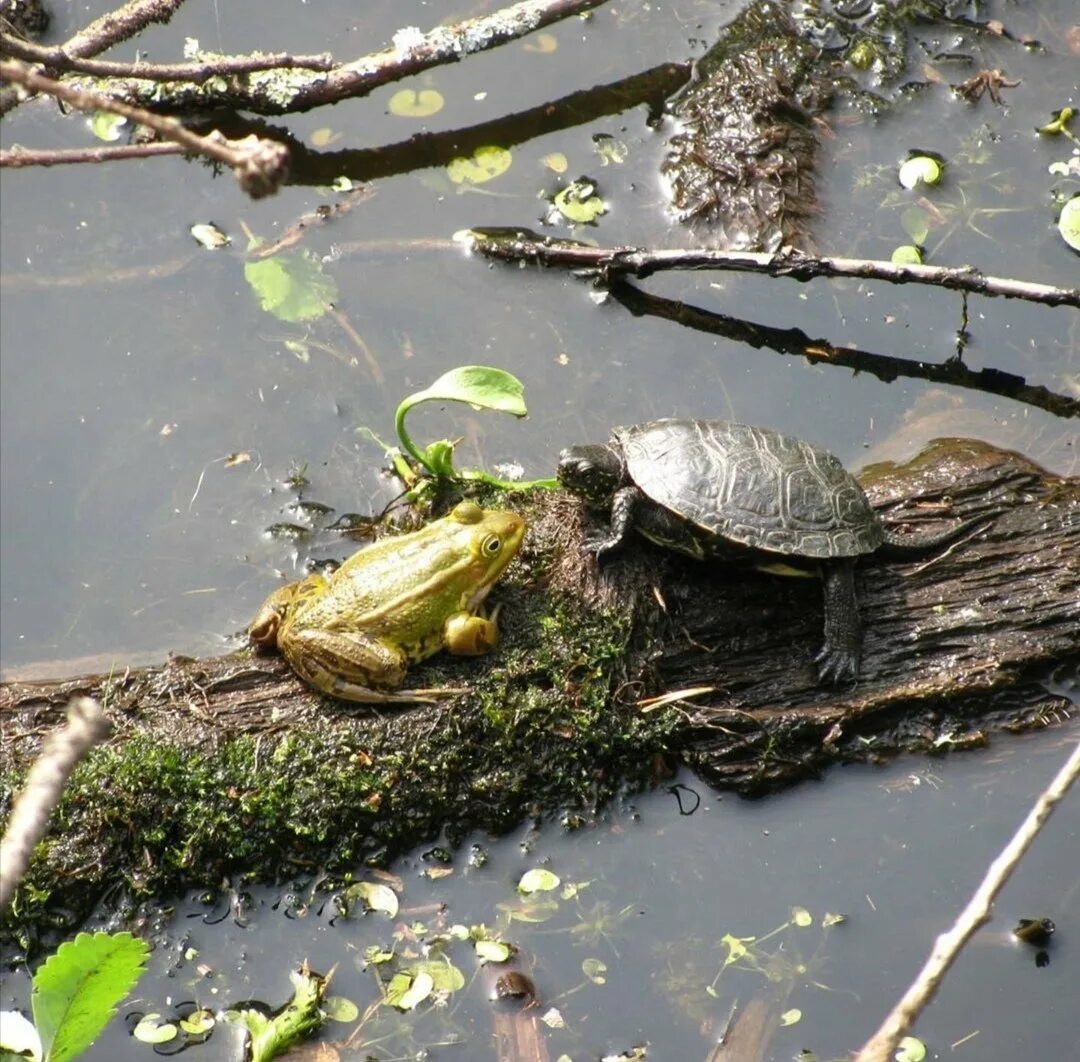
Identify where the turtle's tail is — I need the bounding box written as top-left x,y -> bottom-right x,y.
879,514 -> 989,557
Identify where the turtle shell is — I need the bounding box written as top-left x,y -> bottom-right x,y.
615,419 -> 884,559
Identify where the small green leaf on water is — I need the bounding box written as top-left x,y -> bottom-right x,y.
32,931 -> 149,1062
900,207 -> 930,244
553,178 -> 607,224
132,1014 -> 179,1044
792,907 -> 813,928
331,176 -> 354,192
89,111 -> 126,142
582,957 -> 607,985
244,249 -> 338,323
412,959 -> 465,993
178,1009 -> 215,1035
720,933 -> 752,966
322,996 -> 360,1023
363,944 -> 395,965
542,152 -> 569,174
310,127 -> 342,147
898,155 -> 942,189
389,88 -> 445,118
447,145 -> 512,185
475,939 -> 511,963
518,868 -> 561,894
822,912 -> 847,927
393,972 -> 434,1011
343,881 -> 400,918
896,1035 -> 927,1062
780,1008 -> 802,1026
506,897 -> 560,923
1058,196 -> 1080,252
891,245 -> 923,265
1037,106 -> 1074,135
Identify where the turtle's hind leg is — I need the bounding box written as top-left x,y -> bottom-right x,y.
815,559 -> 862,683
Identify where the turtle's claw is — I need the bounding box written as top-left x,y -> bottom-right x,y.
814,643 -> 860,685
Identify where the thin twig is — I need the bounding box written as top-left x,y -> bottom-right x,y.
0,33 -> 335,81
1,140 -> 186,166
57,0 -> 186,59
855,737 -> 1080,1062
0,698 -> 112,911
0,58 -> 289,197
464,230 -> 1080,309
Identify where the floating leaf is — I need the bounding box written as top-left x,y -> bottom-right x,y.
544,1010 -> 567,1030
323,996 -> 360,1023
363,944 -> 395,965
342,881 -> 399,918
244,248 -> 338,323
178,1009 -> 215,1036
822,912 -> 847,927
553,178 -> 607,224
32,931 -> 149,1062
475,939 -> 511,963
791,907 -> 813,928
391,972 -> 434,1011
780,1008 -> 802,1026
389,88 -> 445,117
412,959 -> 465,993
896,1035 -> 927,1062
310,127 -> 342,147
132,1013 -> 178,1045
1037,106 -> 1074,135
891,245 -> 923,265
0,1010 -> 42,1061
898,155 -> 942,189
582,957 -> 607,985
542,152 -> 569,174
89,111 -> 126,142
447,145 -> 512,185
1058,196 -> 1080,252
331,176 -> 354,192
518,868 -> 561,894
593,133 -> 629,166
190,222 -> 231,249
506,897 -> 560,923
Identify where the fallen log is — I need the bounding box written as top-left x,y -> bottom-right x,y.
1,438 -> 1076,941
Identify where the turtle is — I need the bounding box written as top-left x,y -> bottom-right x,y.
557,418 -> 979,683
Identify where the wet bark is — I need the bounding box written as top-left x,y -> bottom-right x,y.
4,438 -> 1076,784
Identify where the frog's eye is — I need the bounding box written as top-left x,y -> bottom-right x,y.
481,533 -> 502,557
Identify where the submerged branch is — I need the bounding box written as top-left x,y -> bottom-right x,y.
464,230 -> 1080,309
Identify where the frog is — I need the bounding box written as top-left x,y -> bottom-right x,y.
249,500 -> 525,703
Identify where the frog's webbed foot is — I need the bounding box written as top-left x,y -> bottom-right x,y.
322,681 -> 468,705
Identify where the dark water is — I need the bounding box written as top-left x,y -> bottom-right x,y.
1,0 -> 1076,673
2,722 -> 1077,1060
2,1 -> 1078,1059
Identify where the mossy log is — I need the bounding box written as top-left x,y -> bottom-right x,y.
1,438 -> 1077,938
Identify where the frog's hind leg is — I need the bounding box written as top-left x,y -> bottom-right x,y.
284,628 -> 460,704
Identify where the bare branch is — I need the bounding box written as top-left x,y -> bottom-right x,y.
0,59 -> 289,197
0,697 -> 111,911
58,0 -> 187,59
855,738 -> 1080,1062
1,139 -> 185,166
464,230 -> 1080,309
0,32 -> 335,81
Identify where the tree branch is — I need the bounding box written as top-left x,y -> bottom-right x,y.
0,59 -> 289,197
855,737 -> 1080,1062
463,230 -> 1080,309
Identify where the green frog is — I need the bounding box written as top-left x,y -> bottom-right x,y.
249,500 -> 525,703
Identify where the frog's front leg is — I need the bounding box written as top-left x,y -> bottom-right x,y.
443,604 -> 502,656
282,628 -> 450,704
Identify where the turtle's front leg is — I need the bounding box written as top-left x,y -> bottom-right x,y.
815,559 -> 862,683
588,485 -> 642,561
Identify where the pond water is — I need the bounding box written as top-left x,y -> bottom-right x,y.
1,1 -> 1078,1059
0,0 -> 1076,673
2,722 -> 1077,1060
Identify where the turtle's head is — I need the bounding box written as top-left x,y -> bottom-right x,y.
557,443 -> 624,506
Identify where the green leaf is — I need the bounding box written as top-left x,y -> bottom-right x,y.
244,248 -> 338,323
447,146 -> 512,185
411,959 -> 465,993
322,997 -> 359,1023
553,178 -> 607,224
896,1035 -> 927,1062
131,1014 -> 177,1045
582,957 -> 607,984
891,245 -> 923,265
898,155 -> 942,189
389,89 -> 445,118
791,907 -> 813,928
780,1008 -> 802,1027
393,366 -> 527,478
31,931 -> 148,1062
342,881 -> 400,918
474,939 -> 511,963
900,207 -> 930,244
1058,196 -> 1080,252
517,868 -> 560,894
89,112 -> 126,143
1037,106 -> 1074,135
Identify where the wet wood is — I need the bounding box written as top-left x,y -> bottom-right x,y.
2,438 -> 1077,792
